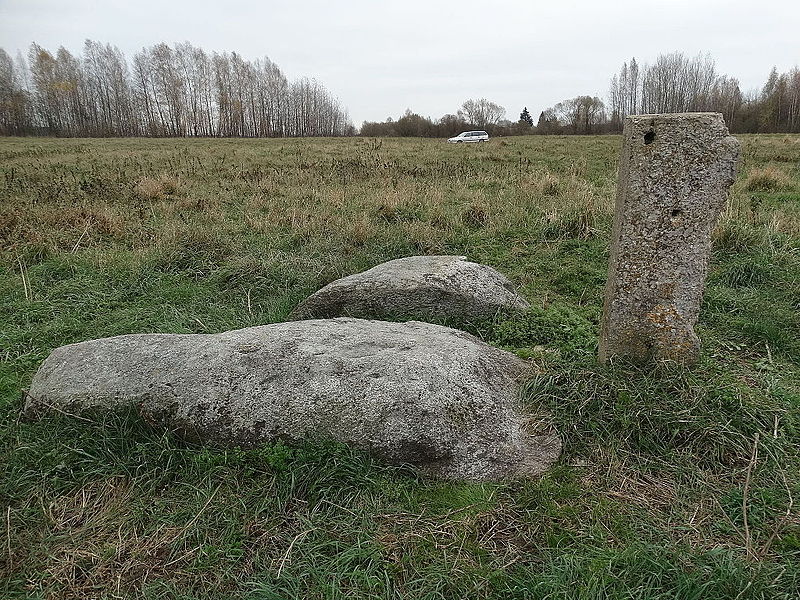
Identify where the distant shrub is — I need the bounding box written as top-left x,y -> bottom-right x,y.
743,166 -> 792,192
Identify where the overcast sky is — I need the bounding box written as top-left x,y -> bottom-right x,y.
1,0 -> 798,125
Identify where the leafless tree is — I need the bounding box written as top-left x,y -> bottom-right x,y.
608,53 -> 746,131
609,58 -> 640,128
0,49 -> 30,134
710,75 -> 743,127
550,96 -> 606,134
5,40 -> 352,138
458,98 -> 506,128
83,41 -> 137,135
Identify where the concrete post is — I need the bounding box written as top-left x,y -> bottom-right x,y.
599,113 -> 739,365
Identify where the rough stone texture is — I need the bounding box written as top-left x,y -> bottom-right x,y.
599,113 -> 740,364
290,256 -> 529,322
26,318 -> 560,481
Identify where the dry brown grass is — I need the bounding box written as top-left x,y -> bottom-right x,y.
375,499 -> 533,576
743,166 -> 793,192
538,172 -> 561,197
766,209 -> 800,236
17,479 -> 240,599
134,173 -> 182,200
461,202 -> 490,228
1,134 -> 798,598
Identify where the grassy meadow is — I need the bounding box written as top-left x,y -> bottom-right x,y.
1,133 -> 799,599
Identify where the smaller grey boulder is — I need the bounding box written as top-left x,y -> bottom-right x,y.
291,255 -> 529,322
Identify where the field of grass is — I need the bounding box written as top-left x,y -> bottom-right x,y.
1,133 -> 799,599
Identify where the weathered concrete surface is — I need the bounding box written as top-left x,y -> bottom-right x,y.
26,318 -> 560,481
290,256 -> 529,322
599,113 -> 740,364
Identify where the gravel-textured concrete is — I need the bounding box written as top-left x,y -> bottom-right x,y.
599,113 -> 740,364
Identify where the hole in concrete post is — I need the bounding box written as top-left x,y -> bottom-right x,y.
670,208 -> 683,218
644,130 -> 655,145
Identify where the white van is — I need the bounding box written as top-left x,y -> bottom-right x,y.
447,130 -> 489,143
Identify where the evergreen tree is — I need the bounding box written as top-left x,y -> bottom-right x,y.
519,106 -> 533,126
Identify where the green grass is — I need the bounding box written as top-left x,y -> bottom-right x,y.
1,134 -> 799,599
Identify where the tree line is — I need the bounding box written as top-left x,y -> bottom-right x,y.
364,53 -> 799,137
0,41 -> 354,137
2,44 -> 797,138
539,53 -> 800,134
361,98 -> 533,138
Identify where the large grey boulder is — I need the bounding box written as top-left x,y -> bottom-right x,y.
599,113 -> 740,365
290,255 -> 529,322
25,318 -> 560,481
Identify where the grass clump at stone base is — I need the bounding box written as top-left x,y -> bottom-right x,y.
1,134 -> 799,599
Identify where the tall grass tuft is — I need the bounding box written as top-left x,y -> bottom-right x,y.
744,166 -> 793,192
134,173 -> 182,200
